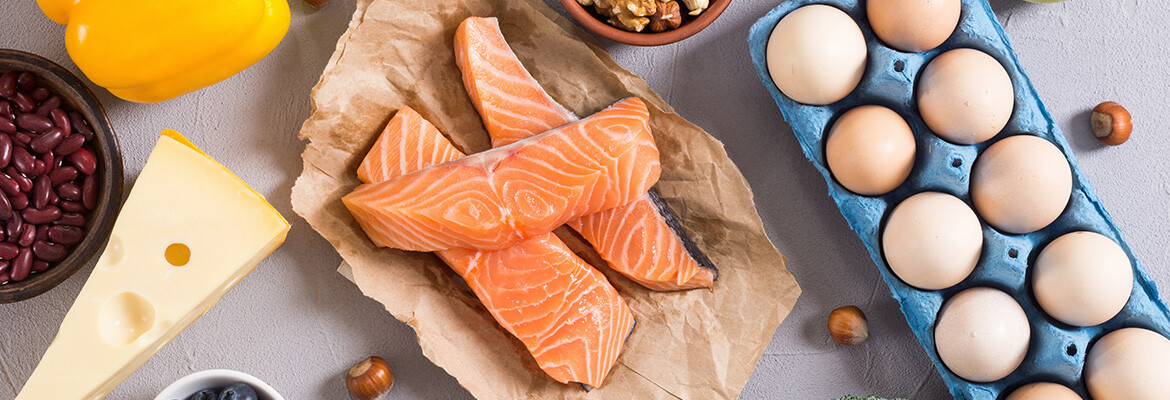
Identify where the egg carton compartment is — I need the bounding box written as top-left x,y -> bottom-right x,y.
747,0 -> 1170,399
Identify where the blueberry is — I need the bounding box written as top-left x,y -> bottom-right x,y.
187,389 -> 218,400
218,382 -> 259,400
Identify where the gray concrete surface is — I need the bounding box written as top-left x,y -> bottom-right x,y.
0,0 -> 1166,398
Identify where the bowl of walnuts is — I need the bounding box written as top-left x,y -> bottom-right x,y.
559,0 -> 732,46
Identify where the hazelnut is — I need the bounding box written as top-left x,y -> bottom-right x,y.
304,0 -> 330,10
1091,101 -> 1132,146
648,1 -> 683,33
828,305 -> 869,345
346,356 -> 393,400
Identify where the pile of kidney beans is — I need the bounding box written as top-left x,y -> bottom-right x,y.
0,71 -> 100,284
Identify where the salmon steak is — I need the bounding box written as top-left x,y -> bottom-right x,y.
357,107 -> 634,388
343,97 -> 661,252
455,17 -> 717,290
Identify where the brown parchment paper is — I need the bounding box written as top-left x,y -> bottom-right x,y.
290,0 -> 801,398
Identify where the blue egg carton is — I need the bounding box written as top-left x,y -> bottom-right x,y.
748,1 -> 1170,398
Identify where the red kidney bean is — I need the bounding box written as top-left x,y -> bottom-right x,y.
16,73 -> 36,91
82,175 -> 96,210
6,167 -> 30,193
68,111 -> 93,140
12,148 -> 34,175
57,182 -> 80,201
67,148 -> 96,175
32,175 -> 50,209
49,109 -> 69,132
33,241 -> 67,262
34,96 -> 59,117
55,213 -> 84,227
0,191 -> 12,221
23,206 -> 60,224
0,118 -> 13,135
30,128 -> 64,154
0,134 -> 10,168
5,210 -> 20,238
29,160 -> 44,176
49,166 -> 77,186
29,87 -> 49,102
47,225 -> 83,245
0,72 -> 16,98
18,224 -> 34,247
12,132 -> 30,147
54,134 -> 84,156
0,243 -> 18,259
11,92 -> 33,113
16,113 -> 52,133
42,152 -> 54,175
48,191 -> 58,206
9,194 -> 27,210
0,260 -> 8,274
0,174 -> 18,197
9,248 -> 31,282
35,224 -> 47,242
31,260 -> 48,272
0,101 -> 11,119
60,200 -> 85,213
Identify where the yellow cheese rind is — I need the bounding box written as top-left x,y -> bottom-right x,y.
17,130 -> 289,400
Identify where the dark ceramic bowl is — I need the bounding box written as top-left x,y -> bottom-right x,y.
559,0 -> 732,46
0,49 -> 123,303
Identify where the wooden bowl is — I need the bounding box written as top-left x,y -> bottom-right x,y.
0,49 -> 124,303
559,0 -> 732,46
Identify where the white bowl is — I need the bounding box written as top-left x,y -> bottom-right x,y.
155,369 -> 284,400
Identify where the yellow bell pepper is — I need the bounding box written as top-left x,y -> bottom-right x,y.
37,0 -> 291,103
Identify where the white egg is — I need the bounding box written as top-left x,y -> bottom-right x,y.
766,5 -> 867,105
971,135 -> 1072,234
882,192 -> 982,290
935,287 -> 1030,382
1086,328 -> 1170,400
1005,382 -> 1083,400
826,105 -> 917,196
867,0 -> 962,53
1033,231 -> 1133,327
917,48 -> 1015,145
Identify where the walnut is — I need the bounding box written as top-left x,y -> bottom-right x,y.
578,0 -> 658,32
647,1 -> 682,32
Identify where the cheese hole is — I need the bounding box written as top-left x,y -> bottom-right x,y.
99,235 -> 124,267
165,243 -> 191,267
99,292 -> 156,345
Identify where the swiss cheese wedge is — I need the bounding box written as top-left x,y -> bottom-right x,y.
16,130 -> 289,399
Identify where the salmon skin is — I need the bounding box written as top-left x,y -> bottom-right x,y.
343,97 -> 660,252
356,107 -> 634,388
568,190 -> 717,290
455,16 -> 718,290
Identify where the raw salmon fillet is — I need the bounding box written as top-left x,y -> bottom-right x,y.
454,18 -> 579,149
356,107 -> 634,387
455,17 -> 717,290
343,97 -> 660,252
356,106 -> 464,184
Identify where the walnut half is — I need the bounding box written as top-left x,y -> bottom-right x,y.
647,1 -> 682,32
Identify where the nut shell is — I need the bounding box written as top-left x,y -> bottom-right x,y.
346,356 -> 394,400
1092,101 -> 1132,146
828,305 -> 869,345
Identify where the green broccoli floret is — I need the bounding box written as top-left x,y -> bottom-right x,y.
833,396 -> 909,400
